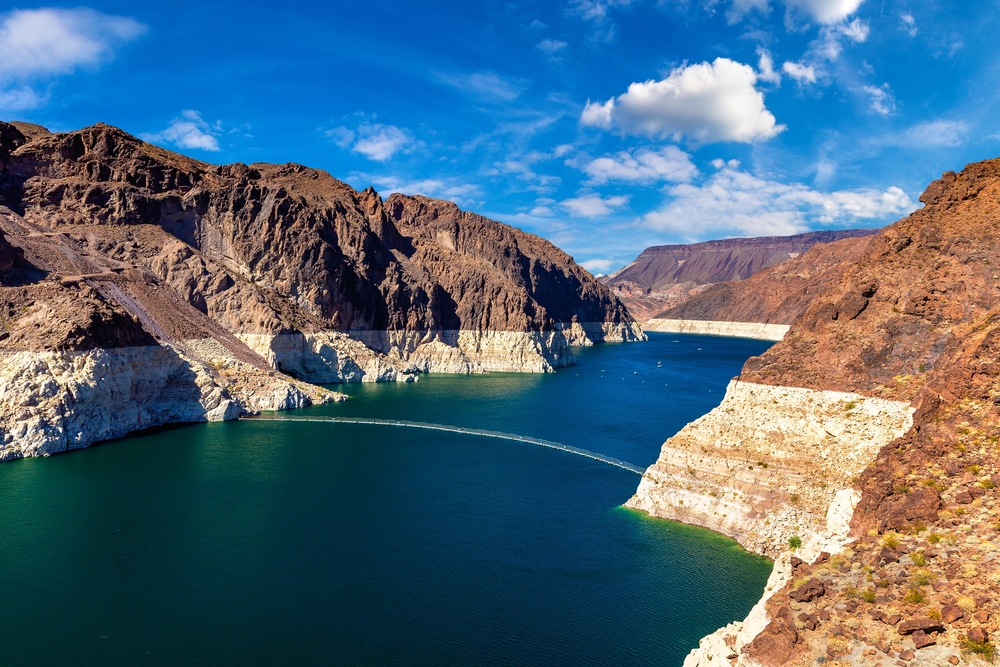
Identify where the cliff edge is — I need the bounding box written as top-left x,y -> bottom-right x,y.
631,160 -> 1000,666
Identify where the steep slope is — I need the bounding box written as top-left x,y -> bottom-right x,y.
0,120 -> 643,460
603,229 -> 878,321
0,121 -> 642,382
644,235 -> 874,339
631,161 -> 1000,666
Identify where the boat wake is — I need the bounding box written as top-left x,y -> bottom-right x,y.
247,416 -> 645,475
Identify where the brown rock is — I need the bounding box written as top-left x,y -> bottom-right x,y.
974,610 -> 990,623
948,656 -> 959,665
942,604 -> 964,623
967,626 -> 989,643
744,606 -> 801,667
898,617 -> 945,635
887,614 -> 902,625
955,490 -> 973,505
898,649 -> 914,660
789,578 -> 826,602
911,630 -> 936,649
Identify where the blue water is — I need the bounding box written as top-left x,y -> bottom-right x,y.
0,333 -> 773,666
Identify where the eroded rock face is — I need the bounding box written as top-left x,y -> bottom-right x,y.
658,159 -> 1000,665
0,119 -> 642,459
602,229 -> 877,321
0,120 -> 641,380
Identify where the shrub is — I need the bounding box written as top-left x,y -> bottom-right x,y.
861,588 -> 877,603
788,535 -> 802,549
789,493 -> 801,505
928,608 -> 942,621
962,638 -> 995,660
981,479 -> 996,490
844,400 -> 857,411
903,588 -> 926,604
895,483 -> 911,494
910,552 -> 927,567
913,570 -> 932,586
882,532 -> 901,549
928,533 -> 942,544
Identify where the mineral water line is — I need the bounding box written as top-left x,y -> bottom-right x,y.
246,416 -> 645,475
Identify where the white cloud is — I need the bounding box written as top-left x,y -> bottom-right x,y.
326,122 -> 416,161
643,162 -> 915,240
783,0 -> 864,24
141,111 -> 221,152
537,39 -> 568,55
782,60 -> 817,83
580,258 -> 616,273
359,174 -> 483,206
486,159 -> 561,192
579,145 -> 698,184
562,194 -> 630,218
435,70 -> 526,102
727,0 -> 770,24
568,0 -> 634,23
757,48 -> 781,85
886,120 -> 968,148
580,58 -> 784,144
0,7 -> 144,109
863,84 -> 895,116
900,12 -> 917,36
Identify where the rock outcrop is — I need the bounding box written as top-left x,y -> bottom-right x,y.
632,159 -> 1000,665
0,119 -> 642,460
650,234 -> 874,327
0,121 -> 641,382
602,229 -> 877,321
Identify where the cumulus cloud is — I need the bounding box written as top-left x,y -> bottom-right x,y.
782,61 -> 817,83
141,111 -> 221,151
435,70 -> 526,102
579,145 -> 698,185
783,0 -> 864,25
326,122 -> 416,161
0,7 -> 144,109
863,84 -> 895,116
642,161 -> 915,240
580,258 -> 616,274
757,49 -> 781,85
580,58 -> 784,144
562,194 -> 630,218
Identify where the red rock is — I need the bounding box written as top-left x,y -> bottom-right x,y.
947,656 -> 959,665
899,649 -> 914,660
974,610 -> 990,623
789,578 -> 826,602
911,630 -> 936,649
967,626 -> 989,643
955,490 -> 973,505
744,606 -> 801,667
941,604 -> 964,623
818,609 -> 831,621
887,614 -> 901,625
898,617 -> 945,635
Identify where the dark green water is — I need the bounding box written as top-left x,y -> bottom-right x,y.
0,333 -> 773,666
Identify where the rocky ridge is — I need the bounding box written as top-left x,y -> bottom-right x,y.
631,160 -> 1000,666
602,230 -> 877,321
0,120 -> 641,460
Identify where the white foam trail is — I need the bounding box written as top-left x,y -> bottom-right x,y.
246,417 -> 644,474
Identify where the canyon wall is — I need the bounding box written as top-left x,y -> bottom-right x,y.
641,319 -> 790,341
602,230 -> 877,321
633,159 -> 1000,665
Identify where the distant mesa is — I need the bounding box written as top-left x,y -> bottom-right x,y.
601,229 -> 879,322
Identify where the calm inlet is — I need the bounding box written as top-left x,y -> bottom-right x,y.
0,333 -> 773,666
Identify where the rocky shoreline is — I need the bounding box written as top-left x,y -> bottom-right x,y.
626,380 -> 914,664
642,319 -> 789,341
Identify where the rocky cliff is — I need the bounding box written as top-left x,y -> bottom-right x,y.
602,229 -> 877,321
631,161 -> 1000,665
0,120 -> 642,460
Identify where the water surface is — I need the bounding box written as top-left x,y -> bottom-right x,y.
0,333 -> 773,666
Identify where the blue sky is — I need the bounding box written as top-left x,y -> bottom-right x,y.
1,1 -> 996,273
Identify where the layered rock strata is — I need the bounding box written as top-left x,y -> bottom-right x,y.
603,230 -> 877,321
632,160 -> 1000,665
0,121 -> 642,384
628,381 -> 913,558
641,319 -> 790,341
